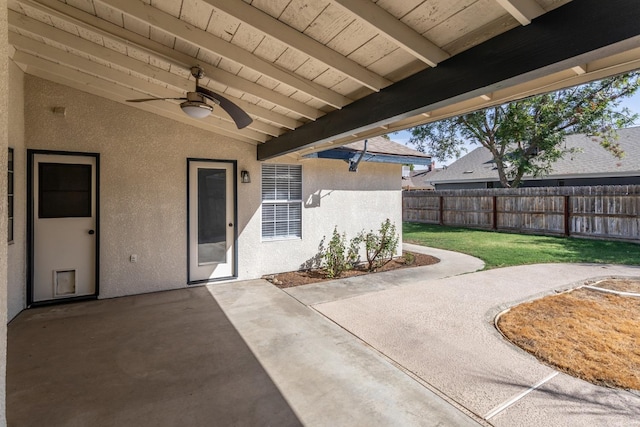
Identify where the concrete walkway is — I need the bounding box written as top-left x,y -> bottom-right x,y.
8,245 -> 640,426
307,249 -> 640,426
284,243 -> 485,305
209,279 -> 482,426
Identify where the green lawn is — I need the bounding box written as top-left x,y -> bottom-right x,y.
403,222 -> 640,269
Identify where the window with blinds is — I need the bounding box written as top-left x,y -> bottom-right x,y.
261,164 -> 302,239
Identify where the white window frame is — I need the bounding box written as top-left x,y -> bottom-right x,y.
261,164 -> 302,241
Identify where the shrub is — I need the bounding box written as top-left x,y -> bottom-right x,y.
320,219 -> 399,277
361,219 -> 399,271
403,251 -> 415,265
322,227 -> 361,278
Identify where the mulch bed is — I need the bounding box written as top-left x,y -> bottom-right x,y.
265,251 -> 439,289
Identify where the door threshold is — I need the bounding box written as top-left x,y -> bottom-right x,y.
29,294 -> 98,308
188,276 -> 238,286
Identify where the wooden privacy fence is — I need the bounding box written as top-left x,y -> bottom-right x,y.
403,185 -> 640,242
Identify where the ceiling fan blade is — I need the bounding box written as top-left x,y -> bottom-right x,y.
126,97 -> 186,103
196,86 -> 253,129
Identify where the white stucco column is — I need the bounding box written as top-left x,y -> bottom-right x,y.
0,0 -> 9,423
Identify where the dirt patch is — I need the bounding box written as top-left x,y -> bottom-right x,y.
265,252 -> 439,289
497,278 -> 640,390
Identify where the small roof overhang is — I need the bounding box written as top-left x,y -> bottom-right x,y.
305,148 -> 432,166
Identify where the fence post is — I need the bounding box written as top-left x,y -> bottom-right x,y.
439,196 -> 444,226
492,196 -> 498,230
564,195 -> 570,237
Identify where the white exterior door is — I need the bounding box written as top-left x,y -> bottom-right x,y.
188,160 -> 236,283
32,153 -> 97,303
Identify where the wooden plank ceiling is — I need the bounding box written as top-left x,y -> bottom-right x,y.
7,0 -> 640,159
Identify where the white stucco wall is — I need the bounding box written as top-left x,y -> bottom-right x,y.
24,76 -> 403,299
240,159 -> 402,277
7,60 -> 25,321
0,0 -> 9,421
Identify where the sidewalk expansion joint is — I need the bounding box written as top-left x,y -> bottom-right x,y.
484,372 -> 559,420
308,304 -> 492,427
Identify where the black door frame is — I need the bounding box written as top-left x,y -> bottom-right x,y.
27,149 -> 100,307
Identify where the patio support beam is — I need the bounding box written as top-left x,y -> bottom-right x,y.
258,0 -> 640,160
200,0 -> 390,91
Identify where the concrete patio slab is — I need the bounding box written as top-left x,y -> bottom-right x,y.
8,279 -> 482,427
8,287 -> 301,427
313,262 -> 640,426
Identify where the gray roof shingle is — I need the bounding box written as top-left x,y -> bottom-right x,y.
421,126 -> 640,185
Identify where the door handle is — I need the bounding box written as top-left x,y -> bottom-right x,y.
88,229 -> 95,235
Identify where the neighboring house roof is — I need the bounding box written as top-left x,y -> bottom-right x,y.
418,126 -> 640,186
306,136 -> 432,166
412,167 -> 445,182
402,168 -> 443,190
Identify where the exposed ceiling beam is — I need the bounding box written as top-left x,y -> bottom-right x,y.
20,0 -> 322,121
572,65 -> 588,75
13,47 -> 269,142
9,32 -> 281,138
9,10 -> 298,132
14,51 -> 260,144
331,0 -> 450,67
9,11 -> 190,92
98,0 -> 350,108
258,0 -> 640,160
494,0 -> 545,25
201,0 -> 389,91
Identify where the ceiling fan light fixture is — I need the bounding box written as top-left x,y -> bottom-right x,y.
126,66 -> 251,128
180,101 -> 213,119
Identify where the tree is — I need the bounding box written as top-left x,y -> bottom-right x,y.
408,72 -> 640,188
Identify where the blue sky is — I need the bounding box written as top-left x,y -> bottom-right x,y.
393,91 -> 640,166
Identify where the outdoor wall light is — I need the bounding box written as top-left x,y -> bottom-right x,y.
240,170 -> 251,183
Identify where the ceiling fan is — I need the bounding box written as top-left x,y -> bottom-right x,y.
126,66 -> 253,129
